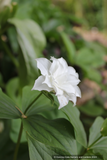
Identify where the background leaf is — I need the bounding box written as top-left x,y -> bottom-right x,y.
100,118 -> 107,137
60,31 -> 76,64
6,77 -> 21,108
8,18 -> 46,86
90,137 -> 107,160
0,89 -> 21,119
79,101 -> 104,117
88,117 -> 104,146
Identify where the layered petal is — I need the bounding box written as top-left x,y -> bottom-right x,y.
59,83 -> 76,94
42,75 -> 52,88
50,58 -> 63,78
36,58 -> 51,76
68,66 -> 79,78
32,57 -> 81,109
66,93 -> 77,106
32,75 -> 53,92
57,95 -> 69,109
67,75 -> 80,85
74,86 -> 81,97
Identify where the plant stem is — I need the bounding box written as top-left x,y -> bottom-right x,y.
24,92 -> 42,114
0,38 -> 19,68
13,122 -> 23,160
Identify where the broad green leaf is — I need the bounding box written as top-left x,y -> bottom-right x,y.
43,19 -> 62,33
86,68 -> 102,83
101,118 -> 107,136
22,115 -> 77,155
88,117 -> 104,147
79,101 -> 104,117
76,47 -> 105,68
60,32 -> 76,64
0,89 -> 21,119
6,77 -> 21,108
90,137 -> 107,160
76,48 -> 93,66
10,119 -> 26,143
27,133 -> 72,160
22,86 -> 56,116
8,18 -> 46,85
80,65 -> 102,83
62,102 -> 87,148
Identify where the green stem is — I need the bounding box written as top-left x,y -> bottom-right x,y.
88,135 -> 102,149
13,122 -> 23,160
24,92 -> 42,114
0,38 -> 19,68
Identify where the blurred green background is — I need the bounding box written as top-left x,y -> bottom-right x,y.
0,0 -> 107,159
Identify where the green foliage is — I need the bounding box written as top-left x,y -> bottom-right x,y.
9,18 -> 46,87
0,0 -> 107,159
62,103 -> 87,148
88,117 -> 104,146
21,86 -> 56,116
79,100 -> 104,117
60,32 -> 76,64
23,115 -> 77,155
101,118 -> 107,136
0,88 -> 21,119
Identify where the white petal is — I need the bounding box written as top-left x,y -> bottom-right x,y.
67,93 -> 77,106
68,66 -> 79,78
59,83 -> 76,94
42,75 -> 52,88
53,85 -> 63,96
67,75 -> 80,85
56,73 -> 67,84
49,59 -> 63,78
36,58 -> 51,76
32,76 -> 52,92
57,95 -> 69,109
74,86 -> 81,97
50,57 -> 67,78
58,57 -> 68,71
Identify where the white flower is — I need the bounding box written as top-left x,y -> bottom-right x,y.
32,57 -> 81,109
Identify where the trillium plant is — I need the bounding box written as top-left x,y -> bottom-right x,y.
0,57 -> 107,160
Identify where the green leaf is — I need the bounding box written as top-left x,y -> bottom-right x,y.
90,137 -> 107,160
6,77 -> 21,108
88,117 -> 104,146
62,102 -> 87,148
60,32 -> 76,64
0,89 -> 21,119
101,118 -> 107,136
79,101 -> 104,117
27,133 -> 72,160
85,68 -> 102,83
10,119 -> 26,143
8,18 -> 46,86
22,115 -> 77,155
76,46 -> 105,68
21,86 -> 56,116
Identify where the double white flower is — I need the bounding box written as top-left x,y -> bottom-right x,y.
32,57 -> 81,109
